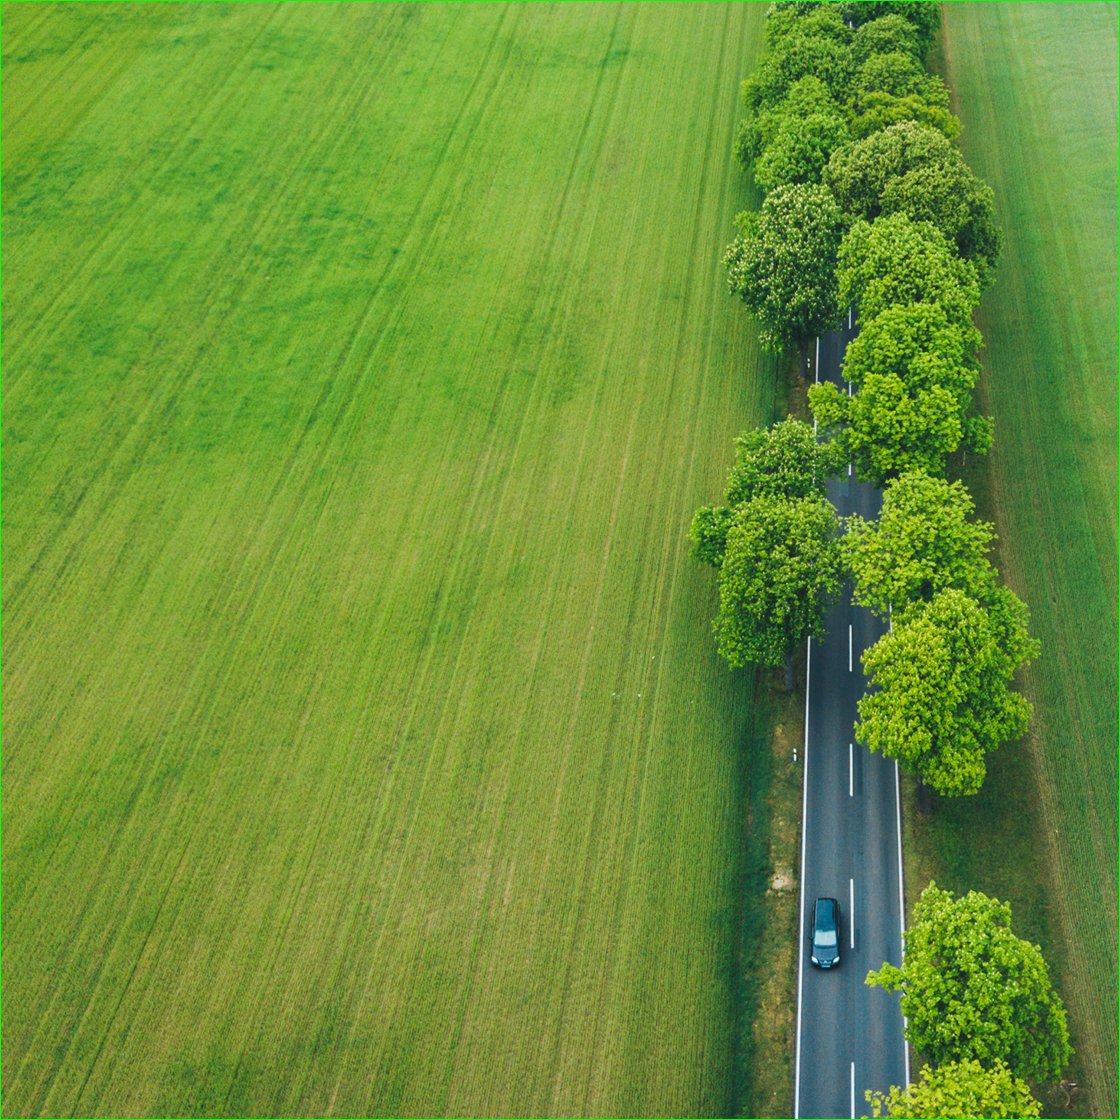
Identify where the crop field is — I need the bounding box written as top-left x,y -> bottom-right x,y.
941,5 -> 1117,1114
1,4 -> 771,1117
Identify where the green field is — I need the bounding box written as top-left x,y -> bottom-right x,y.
937,5 -> 1118,1114
1,5 -> 772,1116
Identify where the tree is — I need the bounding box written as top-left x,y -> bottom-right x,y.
738,75 -> 831,166
724,183 -> 845,354
856,588 -> 1038,795
826,120 -> 955,219
841,303 -> 980,394
689,417 -> 836,568
737,76 -> 850,189
842,472 -> 997,617
866,1059 -> 1041,1119
714,494 -> 841,685
826,121 -> 999,280
689,505 -> 737,569
851,15 -> 922,67
724,415 -> 838,503
845,44 -> 959,141
839,1 -> 942,55
807,304 -> 990,483
754,106 -> 851,192
742,7 -> 854,114
837,212 -> 980,331
851,88 -> 960,141
809,371 -> 964,484
854,50 -> 933,104
881,158 -> 1001,285
769,1 -> 827,15
867,883 -> 1072,1084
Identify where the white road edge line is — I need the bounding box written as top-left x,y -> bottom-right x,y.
849,743 -> 853,797
850,1061 -> 855,1119
848,623 -> 853,671
813,335 -> 819,434
793,634 -> 812,1119
895,758 -> 910,1086
850,877 -> 855,949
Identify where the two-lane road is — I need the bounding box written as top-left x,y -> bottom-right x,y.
794,319 -> 908,1119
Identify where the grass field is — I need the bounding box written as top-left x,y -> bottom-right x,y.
1,5 -> 773,1116
930,6 -> 1118,1114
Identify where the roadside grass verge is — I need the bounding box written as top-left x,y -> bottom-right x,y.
734,677 -> 803,1120
2,5 -> 771,1116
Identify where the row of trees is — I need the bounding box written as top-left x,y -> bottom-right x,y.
692,3 -> 1069,1115
708,0 -> 1032,801
704,5 -> 1033,795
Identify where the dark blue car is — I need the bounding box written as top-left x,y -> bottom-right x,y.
811,897 -> 840,968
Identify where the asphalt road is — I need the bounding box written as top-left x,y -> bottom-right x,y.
793,317 -> 909,1119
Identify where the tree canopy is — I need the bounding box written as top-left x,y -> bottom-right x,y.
839,1 -> 942,54
867,883 -> 1072,1084
724,183 -> 845,352
724,416 -> 837,504
769,0 -> 830,16
881,157 -> 1001,284
737,76 -> 851,192
840,292 -> 980,395
826,121 -> 955,218
809,370 -> 964,484
850,15 -> 922,67
690,417 -> 836,568
807,304 -> 990,483
754,104 -> 851,192
837,212 -> 980,330
828,122 -> 1002,284
744,5 -> 853,114
714,494 -> 841,672
854,50 -> 934,105
842,472 -> 997,616
690,419 -> 841,687
866,1059 -> 1041,1120
737,75 -> 836,167
851,89 -> 960,142
856,588 -> 1038,795
848,32 -> 956,141
771,0 -> 943,57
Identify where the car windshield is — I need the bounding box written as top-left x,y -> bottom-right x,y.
816,928 -> 837,947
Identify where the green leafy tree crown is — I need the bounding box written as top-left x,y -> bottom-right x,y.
850,15 -> 922,67
837,212 -> 980,330
856,587 -> 1038,795
724,183 -> 845,352
839,1 -> 941,54
689,417 -> 837,568
825,115 -> 1001,282
744,7 -> 853,113
866,1058 -> 1041,1119
842,471 -> 997,616
867,883 -> 1072,1084
714,494 -> 842,669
